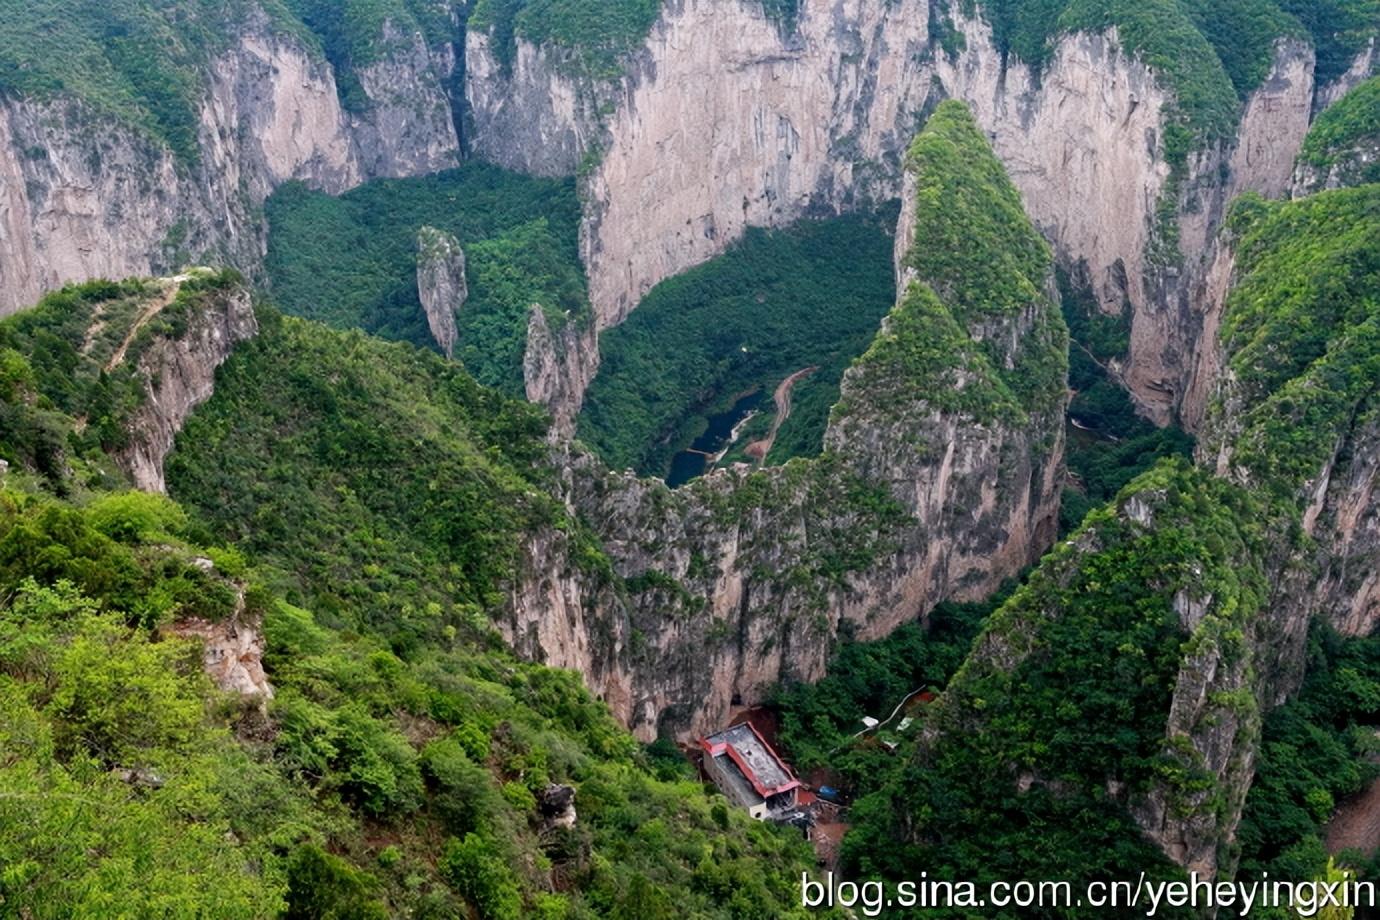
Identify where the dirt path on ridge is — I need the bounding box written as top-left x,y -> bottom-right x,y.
105,277 -> 185,371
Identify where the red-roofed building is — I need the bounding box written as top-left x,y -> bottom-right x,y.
699,721 -> 801,820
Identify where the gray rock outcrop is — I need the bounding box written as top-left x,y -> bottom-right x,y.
0,9 -> 460,316
415,227 -> 468,358
465,1 -> 1350,431
120,274 -> 259,494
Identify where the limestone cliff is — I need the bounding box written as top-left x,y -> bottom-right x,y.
915,182 -> 1380,880
463,31 -> 603,178
415,227 -> 468,358
0,7 -> 459,316
464,1 -> 1340,430
916,465 -> 1270,878
500,103 -> 1068,740
522,305 -> 600,438
1291,75 -> 1380,195
120,275 -> 259,494
1197,186 -> 1380,640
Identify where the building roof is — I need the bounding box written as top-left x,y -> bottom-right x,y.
699,722 -> 800,799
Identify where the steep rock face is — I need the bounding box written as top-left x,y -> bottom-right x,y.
415,226 -> 468,358
502,104 -> 1068,741
464,32 -> 602,178
0,10 -> 460,316
917,469 -> 1270,878
0,98 -> 203,319
467,0 -> 1172,335
1292,75 -> 1380,195
522,305 -> 600,437
1128,39 -> 1316,426
1315,37 -> 1377,112
466,0 -> 1319,429
121,277 -> 259,493
351,22 -> 462,178
1198,186 -> 1380,639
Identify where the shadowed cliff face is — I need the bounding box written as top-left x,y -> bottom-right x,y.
502,102 -> 1069,741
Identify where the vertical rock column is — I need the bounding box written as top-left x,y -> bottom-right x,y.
415,226 -> 468,358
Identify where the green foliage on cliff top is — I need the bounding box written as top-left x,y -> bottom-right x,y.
469,0 -> 660,77
0,483 -> 826,919
1213,186 -> 1380,500
0,271 -> 244,491
1275,0 -> 1380,84
973,0 -> 1369,155
0,0 -> 302,162
904,101 -> 1053,324
0,277 -> 831,918
845,461 -> 1266,913
0,0 -> 462,151
838,101 -> 1067,427
165,307 -> 564,646
265,164 -> 587,395
283,0 -> 456,111
578,215 -> 895,477
1298,75 -> 1380,179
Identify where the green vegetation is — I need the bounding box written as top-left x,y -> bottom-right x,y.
165,307 -> 566,648
1298,75 -> 1380,184
836,101 -> 1067,428
265,164 -> 587,394
0,272 -> 244,492
1213,186 -> 1380,501
1237,625 -> 1380,901
974,0 -> 1236,152
1180,0 -> 1306,99
283,0 -> 456,111
1058,269 -> 1194,532
0,281 -> 831,918
770,592 -> 1006,783
0,0 -> 466,154
816,136 -> 1379,917
578,216 -> 895,476
1275,0 -> 1380,84
845,461 -> 1266,916
0,1 -> 308,162
977,0 -> 1375,148
469,0 -> 661,77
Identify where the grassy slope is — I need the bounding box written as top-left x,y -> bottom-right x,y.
264,164 -> 587,395
578,215 -> 895,477
0,280 -> 829,920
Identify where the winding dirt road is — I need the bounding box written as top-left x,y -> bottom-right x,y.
745,366 -> 817,464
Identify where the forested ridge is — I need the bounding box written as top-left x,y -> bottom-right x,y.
0,2 -> 1377,915
0,278 -> 830,919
